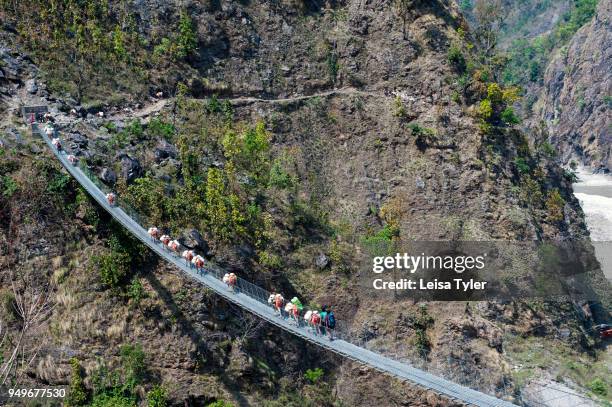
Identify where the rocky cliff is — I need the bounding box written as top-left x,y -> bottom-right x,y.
538,0 -> 611,172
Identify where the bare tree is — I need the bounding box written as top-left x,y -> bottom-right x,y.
0,273 -> 54,386
230,305 -> 264,346
474,0 -> 503,56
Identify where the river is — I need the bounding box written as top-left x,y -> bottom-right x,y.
573,168 -> 612,281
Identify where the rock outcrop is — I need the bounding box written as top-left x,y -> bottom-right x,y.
538,0 -> 611,172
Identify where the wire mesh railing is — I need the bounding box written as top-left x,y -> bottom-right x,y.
30,114 -> 602,407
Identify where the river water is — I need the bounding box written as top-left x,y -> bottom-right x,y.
573,168 -> 612,281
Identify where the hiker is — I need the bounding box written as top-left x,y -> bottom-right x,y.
45,125 -> 55,136
106,192 -> 116,206
51,137 -> 61,150
43,112 -> 54,123
155,91 -> 164,98
160,235 -> 171,248
319,306 -> 328,336
168,239 -> 180,253
182,249 -> 194,267
70,108 -> 78,116
268,293 -> 276,306
273,294 -> 285,317
323,306 -> 336,340
192,255 -> 205,274
310,311 -> 321,335
97,111 -> 104,118
291,297 -> 303,325
67,154 -> 78,165
148,227 -> 160,241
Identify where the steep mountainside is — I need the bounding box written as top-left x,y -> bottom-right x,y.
538,0 -> 611,172
1,1 -> 611,406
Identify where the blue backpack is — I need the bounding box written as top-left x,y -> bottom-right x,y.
326,311 -> 336,329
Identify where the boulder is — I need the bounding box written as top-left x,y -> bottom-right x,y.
179,229 -> 210,256
119,154 -> 142,183
25,78 -> 38,94
154,140 -> 177,162
100,168 -> 117,185
315,253 -> 329,269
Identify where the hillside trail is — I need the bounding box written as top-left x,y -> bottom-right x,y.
108,86 -> 389,121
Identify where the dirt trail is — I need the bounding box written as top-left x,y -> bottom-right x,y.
108,86 -> 387,121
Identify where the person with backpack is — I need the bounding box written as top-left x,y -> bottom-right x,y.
324,307 -> 336,340
319,306 -> 328,336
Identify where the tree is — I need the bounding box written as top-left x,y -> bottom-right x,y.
393,0 -> 412,39
177,12 -> 197,59
474,0 -> 503,56
67,358 -> 88,406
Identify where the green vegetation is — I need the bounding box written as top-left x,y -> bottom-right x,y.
478,83 -> 521,131
588,378 -> 607,397
2,2 -> 198,102
545,189 -> 565,222
91,227 -> 145,290
67,358 -> 88,406
393,96 -> 407,118
304,367 -> 324,384
412,305 -> 434,357
447,43 -> 467,72
502,0 -> 598,86
1,175 -> 18,197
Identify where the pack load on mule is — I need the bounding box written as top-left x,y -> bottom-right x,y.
273,293 -> 284,316
284,302 -> 296,317
192,255 -> 205,272
304,310 -> 313,328
51,137 -> 61,150
227,273 -> 237,291
310,311 -> 321,334
67,154 -> 78,165
291,297 -> 303,311
168,239 -> 180,252
160,235 -> 171,246
148,227 -> 160,240
106,192 -> 116,206
182,249 -> 194,266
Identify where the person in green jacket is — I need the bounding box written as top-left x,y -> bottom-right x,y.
319,305 -> 328,335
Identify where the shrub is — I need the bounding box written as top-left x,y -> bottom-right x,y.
269,160 -> 294,189
514,157 -> 530,175
326,51 -> 340,82
478,99 -> 493,120
588,378 -> 607,397
501,107 -> 520,124
120,344 -> 146,390
93,249 -> 130,289
126,278 -> 145,306
177,12 -> 198,59
207,402 -> 234,407
2,175 -> 18,198
304,368 -> 324,384
148,118 -> 176,140
539,141 -> 557,158
147,385 -> 168,407
91,394 -> 136,407
447,44 -> 466,72
66,358 -> 88,406
545,189 -> 565,222
393,95 -> 406,118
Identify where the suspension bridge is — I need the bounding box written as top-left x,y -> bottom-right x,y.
26,105 -> 569,407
